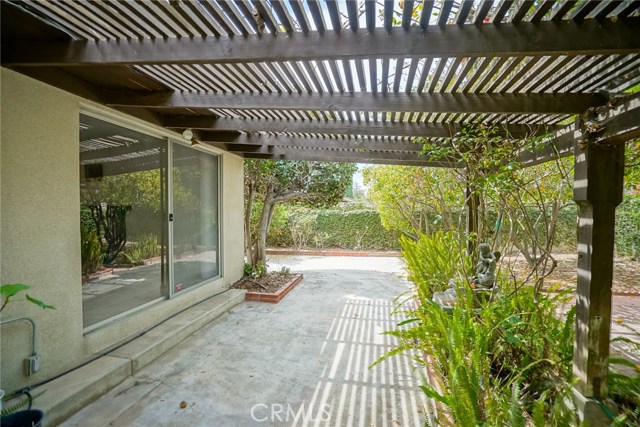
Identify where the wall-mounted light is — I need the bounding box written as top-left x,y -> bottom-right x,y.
182,129 -> 194,140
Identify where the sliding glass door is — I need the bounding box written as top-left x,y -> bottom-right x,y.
80,114 -> 221,329
171,143 -> 220,293
80,114 -> 168,328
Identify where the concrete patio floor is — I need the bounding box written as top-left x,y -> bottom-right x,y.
63,256 -> 428,427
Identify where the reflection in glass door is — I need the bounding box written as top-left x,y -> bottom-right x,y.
171,143 -> 220,293
80,114 -> 168,329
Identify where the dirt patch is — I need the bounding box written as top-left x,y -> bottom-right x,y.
233,272 -> 296,293
500,252 -> 640,295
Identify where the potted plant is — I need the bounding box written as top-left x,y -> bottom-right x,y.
1,283 -> 54,426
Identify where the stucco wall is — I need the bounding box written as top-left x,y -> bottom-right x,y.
0,69 -> 245,393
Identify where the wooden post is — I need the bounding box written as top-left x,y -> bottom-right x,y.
572,140 -> 625,400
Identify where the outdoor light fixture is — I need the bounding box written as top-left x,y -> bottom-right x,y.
182,129 -> 194,140
182,128 -> 199,146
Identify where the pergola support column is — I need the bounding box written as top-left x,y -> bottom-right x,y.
572,138 -> 625,424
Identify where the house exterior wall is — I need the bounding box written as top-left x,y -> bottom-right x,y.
0,68 -> 245,393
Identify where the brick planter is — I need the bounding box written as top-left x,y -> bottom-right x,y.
245,274 -> 304,303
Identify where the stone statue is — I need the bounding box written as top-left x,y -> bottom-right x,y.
471,243 -> 500,290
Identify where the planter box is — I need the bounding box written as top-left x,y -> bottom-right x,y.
245,274 -> 304,303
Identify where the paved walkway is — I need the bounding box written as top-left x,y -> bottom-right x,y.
63,256 -> 427,427
63,255 -> 639,427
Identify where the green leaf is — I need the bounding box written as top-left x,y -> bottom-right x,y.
25,294 -> 55,310
397,317 -> 420,326
1,283 -> 30,297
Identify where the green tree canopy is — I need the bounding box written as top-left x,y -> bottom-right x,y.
363,165 -> 464,240
245,160 -> 356,266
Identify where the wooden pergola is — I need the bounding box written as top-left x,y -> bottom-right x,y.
2,0 -> 640,423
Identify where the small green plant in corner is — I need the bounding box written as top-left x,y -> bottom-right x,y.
243,262 -> 267,279
1,284 -> 55,312
280,266 -> 291,276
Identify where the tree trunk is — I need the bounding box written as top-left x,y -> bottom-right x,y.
244,180 -> 256,266
255,196 -> 275,266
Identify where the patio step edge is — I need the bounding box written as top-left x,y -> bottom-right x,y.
37,356 -> 132,427
110,288 -> 246,373
58,378 -> 162,427
35,289 -> 245,427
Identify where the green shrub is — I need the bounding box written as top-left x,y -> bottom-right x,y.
616,195 -> 640,259
81,227 -> 104,275
121,234 -> 159,265
266,204 -> 293,247
609,327 -> 640,426
401,231 -> 470,301
381,233 -> 578,426
289,210 -> 317,249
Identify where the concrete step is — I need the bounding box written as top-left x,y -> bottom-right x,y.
58,378 -> 161,427
33,289 -> 245,427
110,289 -> 245,373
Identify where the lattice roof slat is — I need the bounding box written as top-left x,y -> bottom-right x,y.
473,0 -> 493,23
391,58 -> 403,93
380,58 -> 390,94
551,0 -> 578,21
251,0 -> 278,34
60,1 -> 121,40
492,0 -> 515,23
619,0 -> 640,16
461,57 -> 490,93
404,58 -> 420,94
485,57 -> 519,92
235,0 -> 261,34
427,58 -> 446,93
529,0 -> 556,22
438,0 -> 455,26
568,54 -> 633,91
455,0 -> 475,24
353,59 -> 366,92
511,56 -> 555,93
418,0 -> 432,28
570,0 -> 599,21
591,0 -> 624,20
583,55 -> 640,92
306,0 -> 325,33
400,0 -> 414,29
476,56 -> 509,93
3,0 -> 640,166
93,1 -> 148,40
512,0 -> 535,23
328,60 -> 345,93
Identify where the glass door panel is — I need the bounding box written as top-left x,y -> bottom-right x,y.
171,143 -> 220,292
80,114 -> 168,328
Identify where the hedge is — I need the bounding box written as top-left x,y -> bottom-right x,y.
616,195 -> 640,259
264,197 -> 639,256
267,207 -> 399,251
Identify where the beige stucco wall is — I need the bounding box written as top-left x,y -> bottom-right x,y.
0,68 -> 244,393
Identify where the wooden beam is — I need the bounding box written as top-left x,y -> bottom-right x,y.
518,93 -> 640,165
203,133 -> 426,152
165,115 -> 556,138
4,19 -> 640,66
237,148 -> 459,167
243,153 -> 452,167
106,91 -> 605,114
